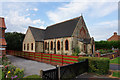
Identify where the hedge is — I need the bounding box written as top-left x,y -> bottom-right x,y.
95,41 -> 120,50
78,57 -> 110,75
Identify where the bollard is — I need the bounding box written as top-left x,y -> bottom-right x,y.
57,65 -> 60,80
40,70 -> 43,78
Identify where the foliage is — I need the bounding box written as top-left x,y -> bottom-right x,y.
99,49 -> 113,54
0,68 -> 2,80
5,32 -> 25,51
78,57 -> 110,75
95,40 -> 120,50
2,55 -> 24,79
112,71 -> 120,78
73,46 -> 80,56
110,57 -> 120,64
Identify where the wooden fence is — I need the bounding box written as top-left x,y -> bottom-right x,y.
7,50 -> 79,66
42,59 -> 88,80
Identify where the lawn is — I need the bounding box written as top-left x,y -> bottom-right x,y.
112,71 -> 120,78
110,57 -> 120,64
24,75 -> 42,79
0,68 -> 2,80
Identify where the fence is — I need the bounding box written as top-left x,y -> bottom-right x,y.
42,59 -> 88,80
7,50 -> 79,66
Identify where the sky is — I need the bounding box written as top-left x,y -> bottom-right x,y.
0,0 -> 119,41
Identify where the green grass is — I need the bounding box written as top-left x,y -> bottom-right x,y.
112,71 -> 120,78
24,75 -> 42,79
110,57 -> 120,64
0,68 -> 2,80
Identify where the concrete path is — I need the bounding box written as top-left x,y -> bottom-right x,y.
7,55 -> 56,77
110,64 -> 120,70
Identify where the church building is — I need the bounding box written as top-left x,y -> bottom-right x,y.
23,16 -> 95,55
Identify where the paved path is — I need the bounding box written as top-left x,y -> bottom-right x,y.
110,64 -> 120,70
7,55 -> 56,77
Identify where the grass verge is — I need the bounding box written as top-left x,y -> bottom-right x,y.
112,71 -> 120,78
110,57 -> 120,64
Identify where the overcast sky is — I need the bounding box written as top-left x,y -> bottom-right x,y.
0,0 -> 119,41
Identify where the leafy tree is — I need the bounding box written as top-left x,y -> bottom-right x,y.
95,40 -> 120,50
5,32 -> 25,51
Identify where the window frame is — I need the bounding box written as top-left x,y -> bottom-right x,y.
57,40 -> 60,51
27,43 -> 29,50
31,43 -> 33,50
65,39 -> 69,50
50,41 -> 53,50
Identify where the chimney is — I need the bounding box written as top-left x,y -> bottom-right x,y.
0,17 -> 6,29
114,32 -> 117,35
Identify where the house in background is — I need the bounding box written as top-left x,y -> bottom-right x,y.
0,17 -> 7,55
23,16 -> 95,55
107,32 -> 120,41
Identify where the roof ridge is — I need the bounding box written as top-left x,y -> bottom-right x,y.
29,26 -> 45,30
0,17 -> 4,19
46,16 -> 81,29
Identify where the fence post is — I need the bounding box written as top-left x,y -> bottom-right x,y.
57,65 -> 60,80
50,54 -> 52,64
40,69 -> 43,78
34,52 -> 35,60
62,55 -> 63,66
41,53 -> 42,62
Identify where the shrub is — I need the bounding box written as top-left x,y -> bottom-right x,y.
78,57 -> 110,75
14,68 -> 24,78
73,46 -> 80,56
71,53 -> 78,56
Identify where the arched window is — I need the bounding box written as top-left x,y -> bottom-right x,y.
45,42 -> 47,50
48,42 -> 49,50
57,41 -> 60,50
24,44 -> 26,50
27,43 -> 29,50
51,41 -> 53,50
31,43 -> 33,50
65,40 -> 69,50
84,44 -> 86,52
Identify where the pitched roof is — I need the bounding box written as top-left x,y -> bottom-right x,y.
0,17 -> 6,29
29,26 -> 45,41
45,17 -> 80,39
28,16 -> 81,41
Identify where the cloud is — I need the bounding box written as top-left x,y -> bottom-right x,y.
33,8 -> 38,11
47,0 -> 118,23
1,0 -> 119,2
5,11 -> 45,33
26,8 -> 38,12
2,2 -> 45,33
89,20 -> 118,41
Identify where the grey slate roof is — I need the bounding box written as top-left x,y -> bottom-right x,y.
29,26 -> 45,41
29,16 -> 81,41
45,17 -> 80,39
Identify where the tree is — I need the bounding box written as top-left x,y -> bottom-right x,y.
95,40 -> 120,50
5,32 -> 25,51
